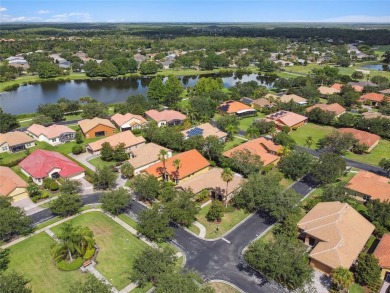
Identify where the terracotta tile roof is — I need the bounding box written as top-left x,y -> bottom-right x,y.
19,149 -> 84,178
280,94 -> 307,104
266,110 -> 308,128
27,124 -> 75,139
359,92 -> 385,103
298,202 -> 374,270
373,234 -> 390,269
176,167 -> 244,195
306,103 -> 346,116
78,118 -> 116,133
362,112 -> 390,120
181,123 -> 227,140
87,131 -> 145,152
128,143 -> 171,170
331,83 -> 343,91
145,110 -> 186,123
345,171 -> 390,202
223,137 -> 282,166
251,98 -> 273,108
338,128 -> 380,148
0,131 -> 35,147
111,113 -> 147,127
0,166 -> 28,196
318,86 -> 340,95
218,100 -> 255,114
144,149 -> 210,180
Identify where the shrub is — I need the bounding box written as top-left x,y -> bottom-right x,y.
56,257 -> 83,271
50,181 -> 59,191
206,200 -> 225,222
43,177 -> 54,190
72,145 -> 84,155
83,247 -> 96,260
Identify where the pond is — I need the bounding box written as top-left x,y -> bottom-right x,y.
0,73 -> 276,115
359,64 -> 389,71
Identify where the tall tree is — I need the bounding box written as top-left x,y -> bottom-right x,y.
100,188 -> 132,215
93,166 -> 117,190
331,267 -> 354,293
155,271 -> 215,293
69,274 -> 112,293
164,76 -> 184,107
311,153 -> 346,185
278,150 -> 315,180
221,168 -> 234,207
0,108 -> 19,133
137,205 -> 174,242
158,149 -> 169,182
0,249 -> 10,272
172,159 -> 181,184
147,77 -> 166,105
0,272 -> 32,293
353,253 -> 381,292
49,193 -> 82,217
132,174 -> 161,202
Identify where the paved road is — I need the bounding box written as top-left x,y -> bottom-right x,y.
28,178 -> 313,293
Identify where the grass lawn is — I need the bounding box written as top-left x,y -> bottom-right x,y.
51,212 -> 149,290
34,217 -> 61,230
344,139 -> 390,166
210,282 -> 240,293
6,233 -> 87,293
289,123 -> 335,149
117,214 -> 138,230
224,137 -> 246,151
349,283 -> 365,293
187,223 -> 201,235
193,205 -> 250,239
88,157 -> 116,169
238,112 -> 266,132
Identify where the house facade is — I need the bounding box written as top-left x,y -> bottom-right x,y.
111,113 -> 148,131
0,131 -> 35,153
78,117 -> 116,139
27,124 -> 75,145
145,109 -> 187,127
218,100 -> 257,117
345,171 -> 390,202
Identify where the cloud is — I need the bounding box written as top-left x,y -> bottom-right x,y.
321,15 -> 390,23
37,10 -> 50,14
0,6 -> 7,12
0,14 -> 43,22
45,12 -> 92,22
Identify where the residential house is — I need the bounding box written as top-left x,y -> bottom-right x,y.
27,124 -> 75,145
176,167 -> 244,203
239,97 -> 254,106
0,166 -> 28,201
359,92 -> 385,107
318,86 -> 340,95
0,131 -> 35,153
144,149 -> 210,183
86,131 -> 146,155
218,100 -> 257,117
280,94 -> 307,105
145,109 -> 187,127
19,150 -> 85,185
338,128 -> 380,152
373,234 -> 390,278
362,111 -> 390,120
128,143 -> 172,175
133,53 -> 147,63
297,202 -> 374,275
78,117 -> 116,139
345,171 -> 390,202
306,103 -> 346,117
332,83 -> 363,92
379,88 -> 390,95
265,110 -> 308,130
349,81 -> 377,91
223,137 -> 282,166
251,96 -> 276,110
111,113 -> 148,131
181,123 -> 227,141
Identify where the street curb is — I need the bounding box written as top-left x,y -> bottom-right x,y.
208,280 -> 246,293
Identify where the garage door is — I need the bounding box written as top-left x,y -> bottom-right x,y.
12,192 -> 30,202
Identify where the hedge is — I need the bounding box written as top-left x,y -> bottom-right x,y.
83,247 -> 96,260
56,257 -> 83,271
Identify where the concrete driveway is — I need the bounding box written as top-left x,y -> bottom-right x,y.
69,152 -> 98,171
79,178 -> 94,195
12,197 -> 43,216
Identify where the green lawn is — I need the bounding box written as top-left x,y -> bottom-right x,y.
349,283 -> 365,293
192,205 -> 250,239
34,217 -> 61,230
117,214 -> 138,230
344,139 -> 390,166
289,123 -> 335,149
51,212 -> 149,290
6,233 -> 87,293
88,157 -> 116,169
210,282 -> 240,293
224,137 -> 246,151
238,112 -> 266,132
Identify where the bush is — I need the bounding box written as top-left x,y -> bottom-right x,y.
206,200 -> 225,222
83,247 -> 96,260
56,257 -> 83,271
43,177 -> 54,190
50,181 -> 59,191
72,145 -> 84,155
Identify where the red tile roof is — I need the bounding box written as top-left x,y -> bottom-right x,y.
19,149 -> 84,179
374,234 -> 390,269
338,128 -> 380,148
306,103 -> 346,116
218,100 -> 255,114
223,137 -> 282,166
0,166 -> 28,196
145,110 -> 186,123
359,92 -> 385,103
345,171 -> 390,202
331,83 -> 343,91
144,149 -> 210,180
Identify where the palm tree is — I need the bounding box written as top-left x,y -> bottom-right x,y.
51,223 -> 95,262
172,159 -> 182,184
225,124 -> 238,141
330,267 -> 354,292
158,149 -> 168,181
221,168 -> 234,207
246,126 -> 259,139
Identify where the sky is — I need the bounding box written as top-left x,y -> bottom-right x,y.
1,0 -> 389,23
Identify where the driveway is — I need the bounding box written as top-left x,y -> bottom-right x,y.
69,152 -> 98,171
12,197 -> 43,216
79,177 -> 94,195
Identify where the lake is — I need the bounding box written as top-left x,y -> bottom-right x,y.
360,64 -> 389,71
0,73 -> 275,115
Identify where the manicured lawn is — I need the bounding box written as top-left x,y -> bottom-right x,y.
187,223 -> 201,235
7,233 -> 87,293
344,139 -> 390,166
117,214 -> 138,230
88,157 -> 116,168
210,282 -> 240,293
349,283 -> 365,293
238,112 -> 266,131
193,205 -> 250,239
34,217 -> 61,230
289,123 -> 335,149
224,137 -> 246,151
51,212 -> 149,290
11,165 -> 30,181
